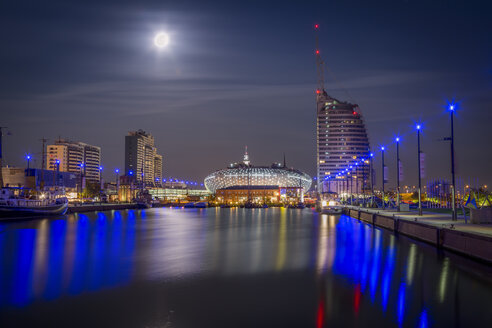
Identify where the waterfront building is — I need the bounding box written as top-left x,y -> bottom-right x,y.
316,90 -> 371,193
125,130 -> 163,185
46,139 -> 101,182
204,149 -> 311,205
1,167 -> 77,191
216,186 -> 279,205
154,154 -> 163,183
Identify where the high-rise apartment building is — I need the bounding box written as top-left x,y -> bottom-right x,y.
47,139 -> 101,182
125,130 -> 163,184
154,154 -> 163,183
316,90 -> 371,193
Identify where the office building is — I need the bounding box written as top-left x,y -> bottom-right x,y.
125,130 -> 163,185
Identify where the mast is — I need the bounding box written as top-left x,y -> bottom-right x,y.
39,137 -> 47,190
0,127 -> 5,188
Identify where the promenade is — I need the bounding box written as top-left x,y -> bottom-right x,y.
343,205 -> 492,263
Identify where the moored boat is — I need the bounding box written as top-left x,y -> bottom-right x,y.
0,188 -> 68,219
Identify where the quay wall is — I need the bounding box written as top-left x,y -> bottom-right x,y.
342,207 -> 492,264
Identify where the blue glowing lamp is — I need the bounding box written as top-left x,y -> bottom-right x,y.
396,137 -> 400,142
99,166 -> 103,171
370,153 -> 374,157
55,159 -> 60,164
129,170 -> 133,176
416,124 -> 421,130
115,169 -> 119,173
381,146 -> 385,151
26,155 -> 31,160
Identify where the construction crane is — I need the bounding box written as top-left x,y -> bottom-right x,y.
314,24 -> 325,94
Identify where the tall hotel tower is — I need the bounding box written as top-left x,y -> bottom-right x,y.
315,24 -> 370,193
316,91 -> 371,193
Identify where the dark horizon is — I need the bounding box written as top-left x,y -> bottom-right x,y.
1,0 -> 491,187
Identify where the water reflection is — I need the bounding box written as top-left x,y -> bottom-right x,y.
0,209 -> 491,328
0,211 -> 137,307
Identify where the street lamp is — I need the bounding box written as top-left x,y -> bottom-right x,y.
416,124 -> 423,216
79,163 -> 85,197
381,146 -> 385,210
395,137 -> 401,211
99,166 -> 104,192
448,102 -> 457,221
25,154 -> 32,170
55,159 -> 60,187
115,169 -> 120,195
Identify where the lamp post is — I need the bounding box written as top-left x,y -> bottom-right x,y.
381,146 -> 385,210
99,166 -> 104,193
396,137 -> 401,211
370,153 -> 374,207
416,124 -> 423,216
355,163 -> 359,205
79,163 -> 85,198
361,158 -> 366,207
26,154 -> 31,170
55,159 -> 60,187
449,103 -> 457,221
349,166 -> 353,205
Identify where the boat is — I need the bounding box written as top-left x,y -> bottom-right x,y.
321,206 -> 342,215
319,197 -> 342,215
194,202 -> 207,208
136,200 -> 152,209
184,202 -> 195,208
0,188 -> 68,219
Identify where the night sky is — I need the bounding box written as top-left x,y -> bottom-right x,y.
1,0 -> 491,187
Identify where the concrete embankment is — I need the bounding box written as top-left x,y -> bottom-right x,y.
342,207 -> 492,264
68,203 -> 139,213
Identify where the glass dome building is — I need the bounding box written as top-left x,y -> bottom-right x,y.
204,149 -> 312,194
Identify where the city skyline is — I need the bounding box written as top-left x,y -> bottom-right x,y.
1,0 -> 491,187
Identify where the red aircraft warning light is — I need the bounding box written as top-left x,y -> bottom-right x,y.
316,90 -> 320,94
315,50 -> 320,55
315,24 -> 319,29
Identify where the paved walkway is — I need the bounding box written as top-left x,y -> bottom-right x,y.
344,205 -> 492,238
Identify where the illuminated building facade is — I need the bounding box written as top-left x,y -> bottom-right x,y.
47,139 -> 101,182
216,186 -> 280,204
204,149 -> 311,204
125,130 -> 163,185
316,91 -> 371,193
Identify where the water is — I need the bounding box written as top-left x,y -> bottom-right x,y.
0,208 -> 491,327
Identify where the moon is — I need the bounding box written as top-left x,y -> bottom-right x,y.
154,32 -> 169,48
